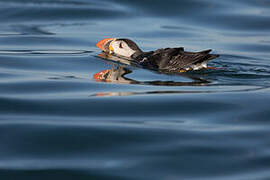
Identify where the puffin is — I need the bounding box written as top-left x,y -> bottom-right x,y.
96,38 -> 219,72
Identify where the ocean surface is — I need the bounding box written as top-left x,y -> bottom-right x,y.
1,0 -> 270,179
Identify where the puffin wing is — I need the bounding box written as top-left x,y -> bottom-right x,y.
133,47 -> 219,71
135,47 -> 184,69
159,49 -> 218,71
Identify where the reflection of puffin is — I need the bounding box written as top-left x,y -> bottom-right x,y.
93,66 -> 133,83
96,38 -> 219,72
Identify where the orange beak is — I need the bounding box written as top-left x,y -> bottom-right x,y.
93,69 -> 112,81
96,38 -> 115,52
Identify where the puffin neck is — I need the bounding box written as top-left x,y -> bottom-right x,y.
131,51 -> 144,59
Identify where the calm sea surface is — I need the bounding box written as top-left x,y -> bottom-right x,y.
1,0 -> 270,179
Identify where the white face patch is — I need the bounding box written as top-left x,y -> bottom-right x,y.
111,40 -> 136,58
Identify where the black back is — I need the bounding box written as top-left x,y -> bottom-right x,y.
132,47 -> 219,71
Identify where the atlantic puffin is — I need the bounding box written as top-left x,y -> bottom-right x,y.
96,38 -> 219,72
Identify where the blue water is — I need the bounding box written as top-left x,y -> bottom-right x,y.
1,0 -> 270,179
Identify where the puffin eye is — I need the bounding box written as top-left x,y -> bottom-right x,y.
119,42 -> 123,48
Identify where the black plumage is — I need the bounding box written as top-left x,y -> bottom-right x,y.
131,47 -> 219,72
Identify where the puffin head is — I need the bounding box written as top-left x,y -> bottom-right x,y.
96,38 -> 142,58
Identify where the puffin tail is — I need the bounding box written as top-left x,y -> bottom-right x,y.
206,54 -> 219,61
200,49 -> 219,61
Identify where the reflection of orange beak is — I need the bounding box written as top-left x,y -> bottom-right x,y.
96,38 -> 114,52
93,69 -> 112,81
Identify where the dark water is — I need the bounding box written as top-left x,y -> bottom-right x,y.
1,0 -> 270,179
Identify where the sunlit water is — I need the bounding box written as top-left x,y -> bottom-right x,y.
1,0 -> 270,179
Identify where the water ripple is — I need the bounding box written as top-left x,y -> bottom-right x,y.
1,0 -> 270,179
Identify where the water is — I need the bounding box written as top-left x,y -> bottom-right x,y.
1,0 -> 270,179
